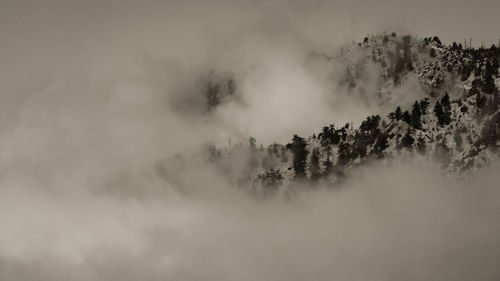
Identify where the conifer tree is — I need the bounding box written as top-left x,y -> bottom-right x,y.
248,137 -> 259,169
372,133 -> 389,158
400,128 -> 415,149
483,60 -> 498,94
434,96 -> 451,126
290,135 -> 309,179
395,106 -> 403,120
337,142 -> 351,166
441,92 -> 451,110
249,137 -> 256,151
411,101 -> 422,129
420,98 -> 430,113
323,147 -> 333,177
476,92 -> 487,112
402,111 -> 412,125
309,147 -> 322,183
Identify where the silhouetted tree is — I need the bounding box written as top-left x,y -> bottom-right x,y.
248,137 -> 259,169
441,92 -> 451,110
400,128 -> 415,149
420,98 -> 430,113
352,131 -> 368,158
309,147 -> 322,183
323,152 -> 333,177
372,133 -> 389,158
434,97 -> 451,126
249,137 -> 256,151
359,115 -> 381,134
411,101 -> 422,129
395,106 -> 403,120
337,142 -> 351,166
402,111 -> 412,125
290,135 -> 309,179
483,59 -> 498,94
319,125 -> 340,146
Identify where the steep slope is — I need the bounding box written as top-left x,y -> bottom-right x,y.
161,34 -> 500,196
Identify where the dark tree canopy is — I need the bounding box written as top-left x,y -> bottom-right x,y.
309,147 -> 322,182
411,101 -> 422,129
290,135 -> 309,179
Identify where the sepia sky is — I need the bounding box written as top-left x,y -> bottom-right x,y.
1,1 -> 500,280
1,0 -> 499,139
2,0 -> 499,68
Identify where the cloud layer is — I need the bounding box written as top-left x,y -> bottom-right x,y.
1,0 -> 500,280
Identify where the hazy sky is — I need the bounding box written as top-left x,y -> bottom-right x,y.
2,0 -> 499,142
2,0 -> 499,73
1,1 -> 500,280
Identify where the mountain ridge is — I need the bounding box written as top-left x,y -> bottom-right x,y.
159,33 -> 500,195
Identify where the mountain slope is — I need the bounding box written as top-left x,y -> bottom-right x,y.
161,33 -> 500,195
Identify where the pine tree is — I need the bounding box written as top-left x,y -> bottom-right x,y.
395,106 -> 403,120
248,137 -> 259,169
402,111 -> 412,125
249,137 -> 256,151
434,102 -> 444,126
434,96 -> 451,126
476,92 -> 487,110
483,60 -> 498,94
323,148 -> 333,177
352,132 -> 368,158
388,106 -> 403,121
337,142 -> 351,166
400,128 -> 415,149
420,98 -> 430,113
441,92 -> 451,110
411,101 -> 422,129
372,133 -> 389,158
290,135 -> 309,179
309,147 -> 322,183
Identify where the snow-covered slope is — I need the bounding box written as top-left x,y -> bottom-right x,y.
162,33 -> 500,195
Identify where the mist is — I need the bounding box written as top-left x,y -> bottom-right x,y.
1,0 -> 500,280
1,162 -> 500,281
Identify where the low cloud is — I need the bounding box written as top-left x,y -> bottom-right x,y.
1,162 -> 500,281
1,0 -> 499,280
